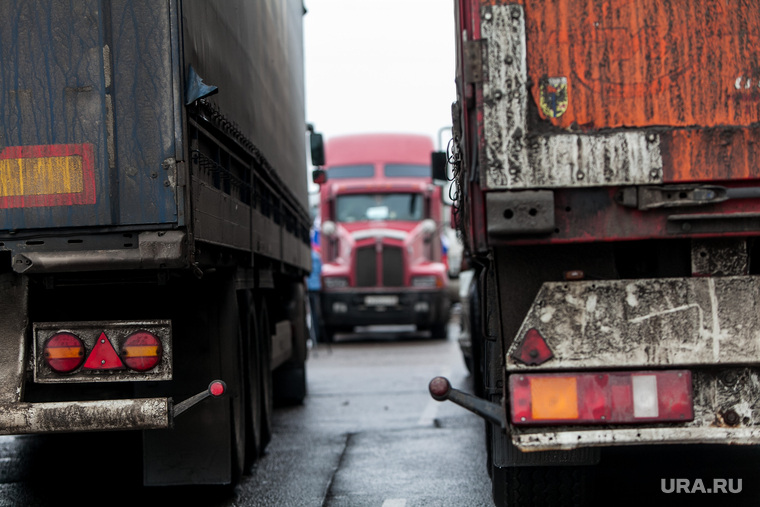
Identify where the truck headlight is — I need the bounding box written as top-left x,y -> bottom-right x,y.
323,276 -> 349,289
411,275 -> 439,288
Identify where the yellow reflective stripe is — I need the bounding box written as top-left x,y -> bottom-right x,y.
46,346 -> 83,359
0,155 -> 84,197
123,345 -> 160,357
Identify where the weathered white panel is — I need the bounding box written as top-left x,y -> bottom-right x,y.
481,5 -> 664,189
507,276 -> 760,370
527,133 -> 663,187
481,4 -> 529,189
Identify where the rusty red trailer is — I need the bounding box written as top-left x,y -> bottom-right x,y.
433,0 -> 760,504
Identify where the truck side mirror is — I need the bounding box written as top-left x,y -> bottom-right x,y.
310,132 -> 325,166
431,151 -> 447,183
312,169 -> 327,184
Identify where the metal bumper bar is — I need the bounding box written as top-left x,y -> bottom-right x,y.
0,398 -> 171,434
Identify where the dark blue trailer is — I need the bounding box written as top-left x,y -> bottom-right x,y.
0,0 -> 311,486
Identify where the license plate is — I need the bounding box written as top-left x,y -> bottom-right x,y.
364,295 -> 398,306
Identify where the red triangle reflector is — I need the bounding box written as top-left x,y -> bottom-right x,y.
511,328 -> 554,366
83,332 -> 125,370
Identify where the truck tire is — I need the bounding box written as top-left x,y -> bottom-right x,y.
257,296 -> 274,448
222,282 -> 246,484
322,325 -> 351,343
273,364 -> 307,406
273,283 -> 308,405
142,274 -> 242,486
430,296 -> 451,339
430,321 -> 448,340
230,330 -> 247,484
242,294 -> 263,468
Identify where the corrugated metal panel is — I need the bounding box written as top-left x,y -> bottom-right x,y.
110,0 -> 179,225
181,0 -> 308,211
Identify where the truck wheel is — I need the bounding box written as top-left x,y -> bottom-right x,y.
230,331 -> 247,483
430,321 -> 448,340
322,325 -> 346,343
226,287 -> 247,484
257,296 -> 274,448
243,296 -> 263,468
273,363 -> 307,406
273,284 -> 308,405
492,464 -> 592,507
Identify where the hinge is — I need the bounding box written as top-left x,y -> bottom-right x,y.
464,39 -> 484,84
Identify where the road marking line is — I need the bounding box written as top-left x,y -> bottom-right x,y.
382,499 -> 407,507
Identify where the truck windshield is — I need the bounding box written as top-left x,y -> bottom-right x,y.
384,164 -> 430,178
336,193 -> 423,222
326,165 -> 375,179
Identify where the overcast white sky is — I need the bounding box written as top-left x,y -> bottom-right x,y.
303,0 -> 457,152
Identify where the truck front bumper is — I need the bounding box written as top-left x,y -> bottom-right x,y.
321,290 -> 448,328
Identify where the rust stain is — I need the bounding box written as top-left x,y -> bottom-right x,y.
525,0 -> 760,129
661,127 -> 760,182
480,0 -> 524,5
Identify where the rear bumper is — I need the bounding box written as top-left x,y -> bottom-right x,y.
0,398 -> 170,434
505,276 -> 760,451
0,273 -> 174,435
321,289 -> 448,328
511,367 -> 760,451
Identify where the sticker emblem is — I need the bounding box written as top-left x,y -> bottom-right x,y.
539,77 -> 568,119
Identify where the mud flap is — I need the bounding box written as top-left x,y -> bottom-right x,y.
140,274 -> 236,486
0,273 -> 28,405
142,402 -> 232,486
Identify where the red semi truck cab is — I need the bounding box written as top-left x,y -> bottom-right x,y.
314,133 -> 450,341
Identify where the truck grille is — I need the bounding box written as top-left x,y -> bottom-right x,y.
355,246 -> 377,287
382,246 -> 404,287
355,244 -> 404,287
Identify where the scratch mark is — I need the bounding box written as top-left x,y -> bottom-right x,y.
628,303 -> 704,330
708,277 -> 721,361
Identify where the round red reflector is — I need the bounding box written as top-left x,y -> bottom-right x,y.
429,376 -> 451,401
121,331 -> 163,371
44,332 -> 85,373
209,380 -> 226,397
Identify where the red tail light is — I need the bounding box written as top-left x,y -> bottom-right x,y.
44,332 -> 85,373
121,331 -> 163,371
509,370 -> 693,425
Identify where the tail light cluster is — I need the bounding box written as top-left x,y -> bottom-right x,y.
45,330 -> 162,373
509,370 -> 694,425
34,321 -> 172,383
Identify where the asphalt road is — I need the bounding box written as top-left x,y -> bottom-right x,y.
237,321 -> 493,506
